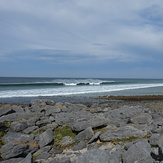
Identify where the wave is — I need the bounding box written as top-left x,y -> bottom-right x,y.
0,80 -> 116,87
1,83 -> 163,98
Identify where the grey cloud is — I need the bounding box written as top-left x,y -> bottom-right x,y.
0,0 -> 163,64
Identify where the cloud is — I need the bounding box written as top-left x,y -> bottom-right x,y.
0,0 -> 163,65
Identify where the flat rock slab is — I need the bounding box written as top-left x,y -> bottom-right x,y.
0,105 -> 15,117
123,140 -> 153,163
2,131 -> 34,144
0,158 -> 23,163
75,127 -> 94,142
130,113 -> 153,124
75,149 -> 110,163
38,129 -> 54,148
1,142 -> 28,159
10,121 -> 28,132
71,117 -> 108,132
100,125 -> 147,142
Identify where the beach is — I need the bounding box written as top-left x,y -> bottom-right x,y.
1,95 -> 163,162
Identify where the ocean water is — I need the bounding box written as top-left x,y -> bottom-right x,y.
1,77 -> 163,103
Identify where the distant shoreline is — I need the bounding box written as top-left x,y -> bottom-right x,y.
98,95 -> 163,101
1,94 -> 163,104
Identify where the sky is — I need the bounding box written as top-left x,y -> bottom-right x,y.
0,0 -> 163,78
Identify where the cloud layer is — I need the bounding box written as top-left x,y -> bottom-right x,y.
0,0 -> 163,77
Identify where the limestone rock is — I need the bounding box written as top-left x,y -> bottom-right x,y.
38,129 -> 54,148
10,121 -> 28,132
72,141 -> 86,151
123,140 -> 153,163
100,125 -> 147,142
130,113 -> 153,124
2,131 -> 34,143
75,149 -> 110,163
0,158 -> 23,163
71,117 -> 108,132
75,127 -> 94,142
0,104 -> 15,117
19,152 -> 33,163
1,142 -> 28,159
60,136 -> 74,147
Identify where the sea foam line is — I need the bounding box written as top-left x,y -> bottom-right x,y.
0,83 -> 163,98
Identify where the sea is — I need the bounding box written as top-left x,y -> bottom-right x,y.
1,77 -> 163,103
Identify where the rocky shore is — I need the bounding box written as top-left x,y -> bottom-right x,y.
1,96 -> 163,163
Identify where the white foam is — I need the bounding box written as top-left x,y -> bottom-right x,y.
1,83 -> 163,98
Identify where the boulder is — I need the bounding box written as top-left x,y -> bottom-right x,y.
23,126 -> 38,134
72,141 -> 86,151
26,116 -> 40,127
71,117 -> 108,132
130,113 -> 153,124
100,125 -> 147,142
88,131 -> 101,144
75,149 -> 110,163
0,158 -> 23,163
19,152 -> 33,163
12,105 -> 25,113
55,111 -> 92,126
123,140 -> 153,163
0,113 -> 32,123
75,127 -> 94,142
0,104 -> 15,117
10,121 -> 28,132
48,157 -> 71,163
38,129 -> 54,148
2,131 -> 34,144
60,136 -> 74,147
1,142 -> 28,159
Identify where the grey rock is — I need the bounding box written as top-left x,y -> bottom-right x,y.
149,134 -> 160,146
72,141 -> 86,151
100,125 -> 147,142
151,147 -> 163,162
12,105 -> 25,113
75,127 -> 94,142
0,113 -> 32,123
109,150 -> 124,163
60,136 -> 74,147
35,152 -> 51,160
23,126 -> 38,134
130,113 -> 153,124
72,117 -> 108,132
33,146 -> 51,156
62,103 -> 87,112
0,158 -> 23,163
55,111 -> 92,126
10,121 -> 28,132
48,157 -> 71,163
0,104 -> 15,117
39,122 -> 58,131
45,105 -> 61,116
45,100 -> 56,106
1,142 -> 28,159
49,148 -> 63,156
75,149 -> 110,163
49,116 -> 55,121
123,140 -> 153,163
88,131 -> 101,144
2,131 -> 34,143
36,118 -> 51,127
19,152 -> 33,163
158,135 -> 163,147
27,116 -> 40,127
38,129 -> 54,148
117,105 -> 145,118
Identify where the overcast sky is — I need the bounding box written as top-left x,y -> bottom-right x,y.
0,0 -> 163,78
